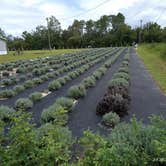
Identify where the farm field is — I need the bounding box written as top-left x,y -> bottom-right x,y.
0,49 -> 84,63
0,47 -> 166,165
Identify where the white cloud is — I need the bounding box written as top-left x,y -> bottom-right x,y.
0,0 -> 165,36
79,0 -> 138,11
122,0 -> 166,27
39,3 -> 68,17
22,0 -> 42,7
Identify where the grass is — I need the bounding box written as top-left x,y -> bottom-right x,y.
137,43 -> 166,93
0,49 -> 85,63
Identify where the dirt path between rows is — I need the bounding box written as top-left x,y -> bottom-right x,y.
123,48 -> 166,123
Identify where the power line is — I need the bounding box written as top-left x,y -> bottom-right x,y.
155,8 -> 166,23
126,0 -> 163,22
59,0 -> 111,21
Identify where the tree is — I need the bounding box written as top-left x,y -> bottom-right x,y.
110,12 -> 125,31
2,13 -> 165,50
46,16 -> 62,49
95,15 -> 111,34
0,28 -> 6,38
142,22 -> 162,42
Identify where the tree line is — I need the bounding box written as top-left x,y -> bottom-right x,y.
0,12 -> 166,50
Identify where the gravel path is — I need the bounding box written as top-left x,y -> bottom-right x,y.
123,48 -> 166,123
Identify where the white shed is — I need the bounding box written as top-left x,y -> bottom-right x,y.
0,37 -> 7,55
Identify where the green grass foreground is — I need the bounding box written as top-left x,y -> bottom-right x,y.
0,49 -> 85,63
137,43 -> 166,93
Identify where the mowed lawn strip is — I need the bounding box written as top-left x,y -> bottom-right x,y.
137,43 -> 166,93
0,49 -> 85,63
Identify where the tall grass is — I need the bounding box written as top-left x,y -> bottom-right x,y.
138,43 -> 166,93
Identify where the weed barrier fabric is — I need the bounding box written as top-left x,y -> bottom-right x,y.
29,51 -> 120,125
123,48 -> 166,123
0,49 -> 116,106
0,52 -> 90,90
68,49 -> 127,138
0,71 -> 70,107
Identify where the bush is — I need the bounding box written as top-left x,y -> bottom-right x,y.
32,68 -> 42,76
1,79 -> 12,86
104,60 -> 113,68
96,92 -> 129,116
93,71 -> 103,80
0,64 -> 5,70
83,76 -> 96,89
0,89 -> 15,98
29,92 -> 42,102
37,123 -> 73,164
53,70 -> 60,76
57,77 -> 66,85
40,75 -> 49,81
24,80 -> 34,88
2,71 -> 9,76
108,85 -> 129,99
10,76 -> 17,82
41,104 -> 68,125
78,116 -> 166,166
68,85 -> 86,99
16,67 -> 26,73
97,67 -> 107,75
107,117 -> 166,165
19,75 -> 26,81
15,98 -> 33,111
68,72 -> 77,79
7,65 -> 13,71
82,64 -> 89,71
46,73 -> 54,78
55,97 -> 74,111
102,112 -> 120,127
112,72 -> 129,81
13,85 -> 25,94
0,105 -> 13,121
63,75 -> 72,82
77,68 -> 84,74
108,78 -> 129,88
37,123 -> 72,143
0,110 -> 72,165
121,60 -> 129,66
27,73 -> 33,78
48,80 -> 61,91
32,78 -> 43,85
118,67 -> 129,73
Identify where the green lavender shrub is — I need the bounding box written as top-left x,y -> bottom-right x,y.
68,85 -> 86,99
15,98 -> 33,111
48,80 -> 61,91
29,92 -> 42,102
102,112 -> 120,127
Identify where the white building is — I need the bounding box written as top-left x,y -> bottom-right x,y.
0,37 -> 7,55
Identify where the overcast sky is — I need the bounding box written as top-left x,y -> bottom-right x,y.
0,0 -> 166,36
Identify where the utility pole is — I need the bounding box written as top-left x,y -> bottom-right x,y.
46,18 -> 52,50
139,19 -> 143,43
